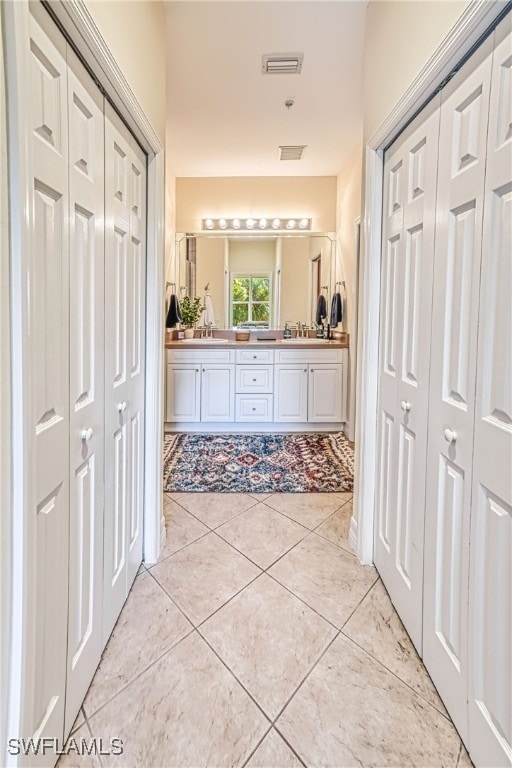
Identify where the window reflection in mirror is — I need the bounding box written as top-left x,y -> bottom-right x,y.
173,233 -> 336,330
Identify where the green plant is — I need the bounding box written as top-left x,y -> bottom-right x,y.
180,295 -> 203,327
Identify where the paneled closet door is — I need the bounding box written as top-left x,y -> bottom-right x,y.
374,98 -> 440,652
104,102 -> 146,641
26,10 -> 70,754
422,34 -> 494,743
66,48 -> 105,733
468,17 -> 512,767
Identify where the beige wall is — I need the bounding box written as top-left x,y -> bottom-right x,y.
279,238 -> 311,327
196,238 -> 225,328
85,0 -> 166,143
175,176 -> 337,233
363,0 -> 469,139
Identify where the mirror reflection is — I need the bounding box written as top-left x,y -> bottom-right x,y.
174,233 -> 336,330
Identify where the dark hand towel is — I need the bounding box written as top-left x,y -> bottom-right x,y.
330,292 -> 343,327
315,294 -> 327,325
166,294 -> 182,328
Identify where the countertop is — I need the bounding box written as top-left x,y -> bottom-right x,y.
165,337 -> 349,350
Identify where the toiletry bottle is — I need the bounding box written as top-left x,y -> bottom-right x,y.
284,322 -> 292,339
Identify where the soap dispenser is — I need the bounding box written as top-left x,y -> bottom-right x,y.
283,322 -> 292,339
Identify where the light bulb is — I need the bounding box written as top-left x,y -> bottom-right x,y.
219,218 -> 227,229
232,218 -> 241,229
272,218 -> 281,229
286,219 -> 296,229
205,218 -> 214,230
259,218 -> 267,229
299,218 -> 309,229
246,218 -> 256,229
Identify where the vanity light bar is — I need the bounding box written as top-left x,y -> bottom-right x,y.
202,217 -> 311,231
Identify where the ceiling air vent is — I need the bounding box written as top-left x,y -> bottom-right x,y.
279,145 -> 307,161
262,53 -> 304,75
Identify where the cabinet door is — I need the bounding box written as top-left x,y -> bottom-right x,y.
274,365 -> 308,422
423,35 -> 493,744
308,364 -> 342,422
166,364 -> 201,422
201,365 -> 235,422
467,17 -> 512,768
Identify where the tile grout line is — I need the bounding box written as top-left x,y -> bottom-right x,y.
81,625 -> 196,725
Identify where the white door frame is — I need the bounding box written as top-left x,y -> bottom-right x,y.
355,0 -> 506,564
3,0 -> 164,755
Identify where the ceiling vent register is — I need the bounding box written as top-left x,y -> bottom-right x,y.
262,53 -> 304,75
278,145 -> 307,161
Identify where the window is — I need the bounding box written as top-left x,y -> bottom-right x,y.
231,273 -> 272,327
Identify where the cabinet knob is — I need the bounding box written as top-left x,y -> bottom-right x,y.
81,427 -> 93,442
195,368 -> 199,373
203,369 -> 206,373
311,368 -> 314,372
444,428 -> 457,443
252,378 -> 257,382
253,355 -> 257,359
252,407 -> 256,411
303,368 -> 307,373
118,401 -> 127,413
401,400 -> 411,412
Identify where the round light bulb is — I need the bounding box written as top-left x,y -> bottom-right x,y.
286,219 -> 296,229
232,218 -> 241,229
246,218 -> 255,229
205,218 -> 214,230
272,218 -> 281,229
299,218 -> 309,229
259,218 -> 267,229
219,218 -> 227,229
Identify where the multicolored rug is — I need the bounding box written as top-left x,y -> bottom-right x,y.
163,433 -> 354,493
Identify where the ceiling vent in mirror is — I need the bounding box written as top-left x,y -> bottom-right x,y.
262,53 -> 304,75
279,145 -> 307,161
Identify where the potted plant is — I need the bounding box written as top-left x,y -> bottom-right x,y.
180,295 -> 203,338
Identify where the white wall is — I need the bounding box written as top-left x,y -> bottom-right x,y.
85,0 -> 166,143
0,8 -> 11,759
363,0 -> 470,139
175,176 -> 337,233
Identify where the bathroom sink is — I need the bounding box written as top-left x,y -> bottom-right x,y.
179,338 -> 229,344
283,338 -> 330,343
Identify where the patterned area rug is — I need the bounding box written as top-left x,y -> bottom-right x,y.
163,433 -> 354,493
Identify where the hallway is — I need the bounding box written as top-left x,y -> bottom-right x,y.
66,492 -> 470,768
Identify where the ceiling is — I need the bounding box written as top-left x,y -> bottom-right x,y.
165,1 -> 367,177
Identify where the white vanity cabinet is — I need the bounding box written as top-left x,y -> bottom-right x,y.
274,365 -> 309,422
165,345 -> 348,430
201,364 -> 235,422
308,364 -> 343,422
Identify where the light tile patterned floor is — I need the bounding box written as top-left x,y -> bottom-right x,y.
70,492 -> 470,768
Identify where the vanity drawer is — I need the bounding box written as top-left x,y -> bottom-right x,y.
236,365 -> 274,393
167,349 -> 235,364
275,348 -> 344,364
236,394 -> 273,422
236,349 -> 274,364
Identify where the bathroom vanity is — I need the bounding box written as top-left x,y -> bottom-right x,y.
164,338 -> 348,431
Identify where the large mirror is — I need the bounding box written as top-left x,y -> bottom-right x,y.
172,233 -> 337,329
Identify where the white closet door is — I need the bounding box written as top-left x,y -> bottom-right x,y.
374,98 -> 440,652
26,11 -> 70,754
126,135 -> 147,586
104,102 -> 146,640
468,17 -> 512,768
65,48 -> 105,733
422,35 -> 494,742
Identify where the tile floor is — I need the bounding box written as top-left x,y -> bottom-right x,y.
67,492 -> 471,768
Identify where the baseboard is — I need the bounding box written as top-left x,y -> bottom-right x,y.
145,514 -> 166,566
164,422 -> 345,433
349,515 -> 358,556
